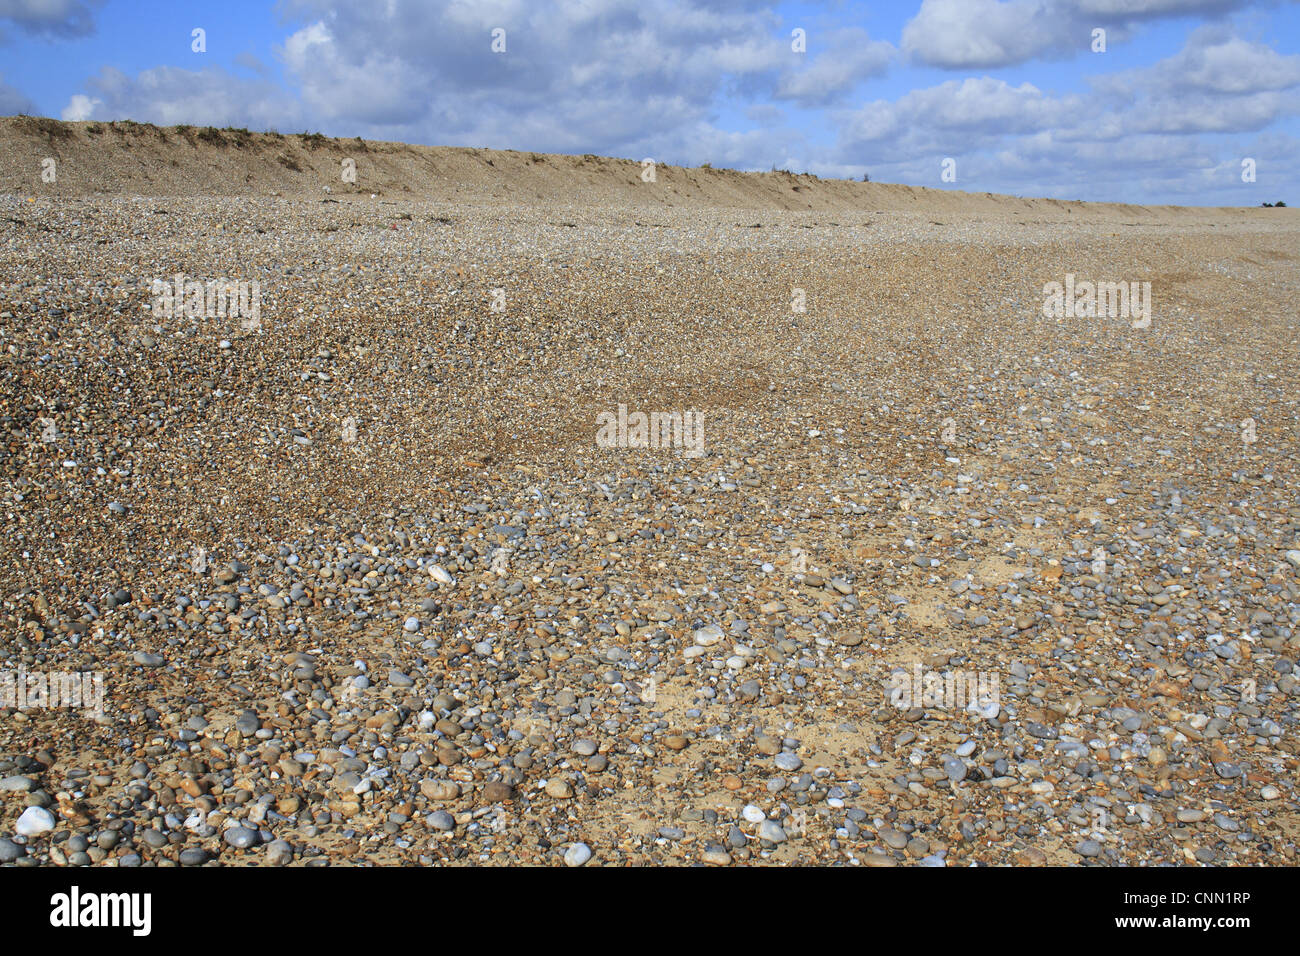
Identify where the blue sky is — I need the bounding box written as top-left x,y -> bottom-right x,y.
1,0 -> 1297,204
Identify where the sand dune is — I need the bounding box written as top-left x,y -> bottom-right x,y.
2,115 -> 1289,225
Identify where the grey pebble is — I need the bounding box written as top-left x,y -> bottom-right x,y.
758,820 -> 787,843
0,838 -> 25,862
774,752 -> 802,772
223,826 -> 258,849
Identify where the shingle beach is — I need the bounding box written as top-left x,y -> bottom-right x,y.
1,120 -> 1298,866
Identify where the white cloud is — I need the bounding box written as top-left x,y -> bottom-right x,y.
902,0 -> 1259,69
902,0 -> 1067,70
774,28 -> 895,106
39,0 -> 1299,205
836,18 -> 1300,205
1137,27 -> 1300,93
62,66 -> 305,130
1088,28 -> 1300,131
840,77 -> 1074,161
268,0 -> 807,160
60,92 -> 99,120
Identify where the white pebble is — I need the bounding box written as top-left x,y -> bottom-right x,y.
693,624 -> 724,646
14,806 -> 55,836
564,842 -> 592,867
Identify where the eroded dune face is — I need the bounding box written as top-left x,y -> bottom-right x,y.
0,118 -> 1297,867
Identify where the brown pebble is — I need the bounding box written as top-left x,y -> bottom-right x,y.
421,779 -> 461,801
482,781 -> 515,802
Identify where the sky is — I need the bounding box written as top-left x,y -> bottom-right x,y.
0,0 -> 1296,205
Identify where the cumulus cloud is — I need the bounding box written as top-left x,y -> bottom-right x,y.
839,77 -> 1076,163
1088,28 -> 1300,131
62,66 -> 305,130
270,0 -> 803,158
42,0 -> 1300,204
1100,25 -> 1300,94
0,0 -> 103,39
901,0 -> 1259,69
774,27 -> 894,106
844,21 -> 1300,203
1126,90 -> 1297,133
60,92 -> 99,120
902,0 -> 1070,70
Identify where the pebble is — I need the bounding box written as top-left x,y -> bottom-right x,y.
14,806 -> 55,836
421,780 -> 460,801
774,753 -> 802,772
564,842 -> 593,867
482,781 -> 515,802
223,826 -> 259,849
878,827 -> 908,850
758,821 -> 787,843
693,624 -> 724,646
427,811 -> 456,832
